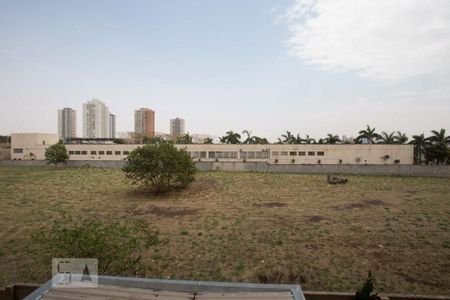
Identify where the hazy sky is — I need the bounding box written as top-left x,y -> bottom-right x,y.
1,0 -> 449,141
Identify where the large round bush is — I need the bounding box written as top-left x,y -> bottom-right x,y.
123,143 -> 196,193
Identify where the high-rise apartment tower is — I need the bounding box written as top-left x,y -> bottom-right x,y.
109,114 -> 116,139
82,99 -> 112,138
57,107 -> 77,140
134,108 -> 155,137
170,117 -> 185,140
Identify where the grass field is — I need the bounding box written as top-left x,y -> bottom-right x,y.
0,166 -> 449,295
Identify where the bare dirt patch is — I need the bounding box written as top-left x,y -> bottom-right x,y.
124,177 -> 218,198
339,199 -> 386,210
404,190 -> 419,195
255,202 -> 288,208
126,206 -> 201,217
187,177 -> 218,192
305,215 -> 327,223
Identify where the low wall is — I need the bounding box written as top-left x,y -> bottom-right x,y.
0,160 -> 126,168
1,160 -> 449,177
1,284 -> 449,300
198,162 -> 450,177
0,148 -> 10,160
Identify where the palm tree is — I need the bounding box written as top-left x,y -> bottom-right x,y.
324,134 -> 341,144
176,133 -> 193,144
294,134 -> 302,144
242,130 -> 252,144
143,136 -> 165,144
356,125 -> 381,144
395,131 -> 408,144
252,136 -> 269,144
221,131 -> 241,144
377,131 -> 396,144
409,134 -> 426,164
203,137 -> 213,144
278,131 -> 295,144
423,129 -> 450,165
427,128 -> 450,145
302,135 -> 316,144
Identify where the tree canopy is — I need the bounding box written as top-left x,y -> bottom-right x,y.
123,143 -> 196,193
0,135 -> 10,144
203,137 -> 213,144
45,140 -> 69,166
220,131 -> 241,144
176,133 -> 193,144
355,125 -> 381,144
324,134 -> 341,144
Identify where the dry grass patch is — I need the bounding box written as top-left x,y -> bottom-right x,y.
0,166 -> 449,295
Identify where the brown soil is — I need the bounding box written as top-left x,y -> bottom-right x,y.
339,199 -> 386,209
255,202 -> 288,208
305,215 -> 327,223
126,206 -> 201,217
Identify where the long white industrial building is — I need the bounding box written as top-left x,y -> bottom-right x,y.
10,133 -> 414,165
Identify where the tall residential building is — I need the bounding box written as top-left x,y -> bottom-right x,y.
109,114 -> 116,138
82,99 -> 111,138
170,117 -> 185,140
134,108 -> 155,137
57,107 -> 77,140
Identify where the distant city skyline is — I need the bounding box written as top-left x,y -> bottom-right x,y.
0,1 -> 449,140
56,102 -> 187,140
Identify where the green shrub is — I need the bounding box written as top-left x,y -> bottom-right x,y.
45,140 -> 69,166
32,217 -> 160,275
356,271 -> 380,300
123,143 -> 196,193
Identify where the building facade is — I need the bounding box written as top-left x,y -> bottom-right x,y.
82,99 -> 111,138
11,133 -> 414,165
170,117 -> 185,140
10,133 -> 60,160
109,114 -> 116,138
134,108 -> 155,137
57,108 -> 77,140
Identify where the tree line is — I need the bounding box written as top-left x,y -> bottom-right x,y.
171,125 -> 449,165
216,126 -> 415,145
0,135 -> 10,144
93,125 -> 449,165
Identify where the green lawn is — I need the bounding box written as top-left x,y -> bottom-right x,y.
0,166 -> 449,295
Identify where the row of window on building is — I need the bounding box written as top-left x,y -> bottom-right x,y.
272,151 -> 325,157
187,150 -> 325,159
14,148 -> 327,159
68,150 -> 130,155
187,151 -> 239,159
